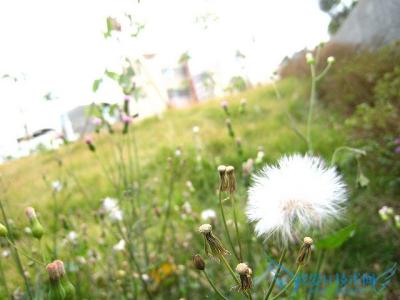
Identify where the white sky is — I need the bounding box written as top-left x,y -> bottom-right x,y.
0,0 -> 329,154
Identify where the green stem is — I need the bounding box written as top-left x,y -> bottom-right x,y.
264,248 -> 287,300
330,146 -> 366,166
230,194 -> 243,262
306,64 -> 316,154
219,255 -> 252,300
0,256 -> 10,299
308,250 -> 325,300
0,200 -> 33,300
271,265 -> 302,300
203,270 -> 229,300
218,190 -> 240,261
6,238 -> 46,267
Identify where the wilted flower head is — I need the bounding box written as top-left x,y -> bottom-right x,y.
297,236 -> 313,265
246,154 -> 347,243
236,263 -> 253,291
201,209 -> 217,221
192,254 -> 205,270
198,224 -> 229,258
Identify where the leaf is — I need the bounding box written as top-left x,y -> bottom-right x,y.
105,70 -> 120,81
316,224 -> 356,250
357,172 -> 370,188
92,78 -> 103,92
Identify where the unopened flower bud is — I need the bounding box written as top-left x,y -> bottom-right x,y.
54,260 -> 76,300
47,262 -> 66,300
25,207 -> 37,221
0,223 -> 8,237
192,254 -> 205,270
84,135 -> 96,152
327,56 -> 335,64
218,165 -> 229,192
306,52 -> 315,65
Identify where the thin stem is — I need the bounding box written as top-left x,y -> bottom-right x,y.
230,194 -> 243,262
271,265 -> 302,300
0,256 -> 10,299
308,250 -> 325,300
157,161 -> 176,253
203,270 -> 229,300
218,190 -> 240,261
316,63 -> 332,82
330,146 -> 366,166
0,200 -> 33,300
52,192 -> 58,259
306,64 -> 317,154
219,255 -> 252,300
264,248 -> 287,300
6,238 -> 46,267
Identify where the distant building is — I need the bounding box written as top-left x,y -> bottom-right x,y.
332,0 -> 400,48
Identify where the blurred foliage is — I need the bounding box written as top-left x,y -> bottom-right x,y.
319,0 -> 358,34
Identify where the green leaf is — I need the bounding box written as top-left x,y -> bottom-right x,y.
357,173 -> 370,188
316,224 -> 356,250
92,78 -> 103,92
105,70 -> 120,81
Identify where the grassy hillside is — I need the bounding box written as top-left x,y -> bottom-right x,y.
0,78 -> 397,299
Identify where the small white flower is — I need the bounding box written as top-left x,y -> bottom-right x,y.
306,52 -> 315,64
67,231 -> 78,243
2,250 -> 10,258
175,148 -> 182,157
327,56 -> 335,64
109,208 -> 123,222
201,209 -> 217,221
192,126 -> 200,134
142,274 -> 150,281
113,239 -> 126,251
182,201 -> 192,214
102,197 -> 119,212
52,180 -> 62,192
246,154 -> 347,243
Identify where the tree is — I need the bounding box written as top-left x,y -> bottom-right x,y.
319,0 -> 358,35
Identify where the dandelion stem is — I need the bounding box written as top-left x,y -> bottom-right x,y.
202,270 -> 229,300
0,200 -> 33,300
0,255 -> 10,299
306,64 -> 316,154
271,265 -> 302,300
230,194 -> 243,262
6,238 -> 46,267
219,255 -> 252,300
308,250 -> 325,300
264,248 -> 287,300
218,190 -> 240,261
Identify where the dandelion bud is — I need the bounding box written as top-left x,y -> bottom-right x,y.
198,224 -> 229,258
226,166 -> 237,194
327,56 -> 335,64
379,206 -> 390,222
0,223 -> 8,237
225,119 -> 234,138
235,263 -> 253,291
47,262 -> 66,300
218,165 -> 229,192
54,260 -> 76,300
25,207 -> 37,221
192,254 -> 205,270
32,219 -> 44,240
221,100 -> 229,115
84,135 -> 96,152
394,215 -> 400,229
306,52 -> 315,65
297,236 -> 313,265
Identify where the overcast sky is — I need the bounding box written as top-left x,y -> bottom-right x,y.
0,0 -> 330,155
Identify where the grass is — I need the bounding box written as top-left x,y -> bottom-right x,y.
0,77 -> 397,299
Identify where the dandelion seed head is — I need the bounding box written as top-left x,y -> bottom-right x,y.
198,224 -> 212,234
246,154 -> 347,243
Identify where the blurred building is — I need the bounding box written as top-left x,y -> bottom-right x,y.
332,0 -> 400,48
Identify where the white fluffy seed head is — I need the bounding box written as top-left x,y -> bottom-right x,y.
198,224 -> 212,234
246,154 -> 347,244
236,263 -> 250,275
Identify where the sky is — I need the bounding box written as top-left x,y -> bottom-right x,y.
0,0 -> 330,157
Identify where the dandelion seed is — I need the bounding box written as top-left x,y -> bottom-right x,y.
201,209 -> 217,221
246,154 -> 347,243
